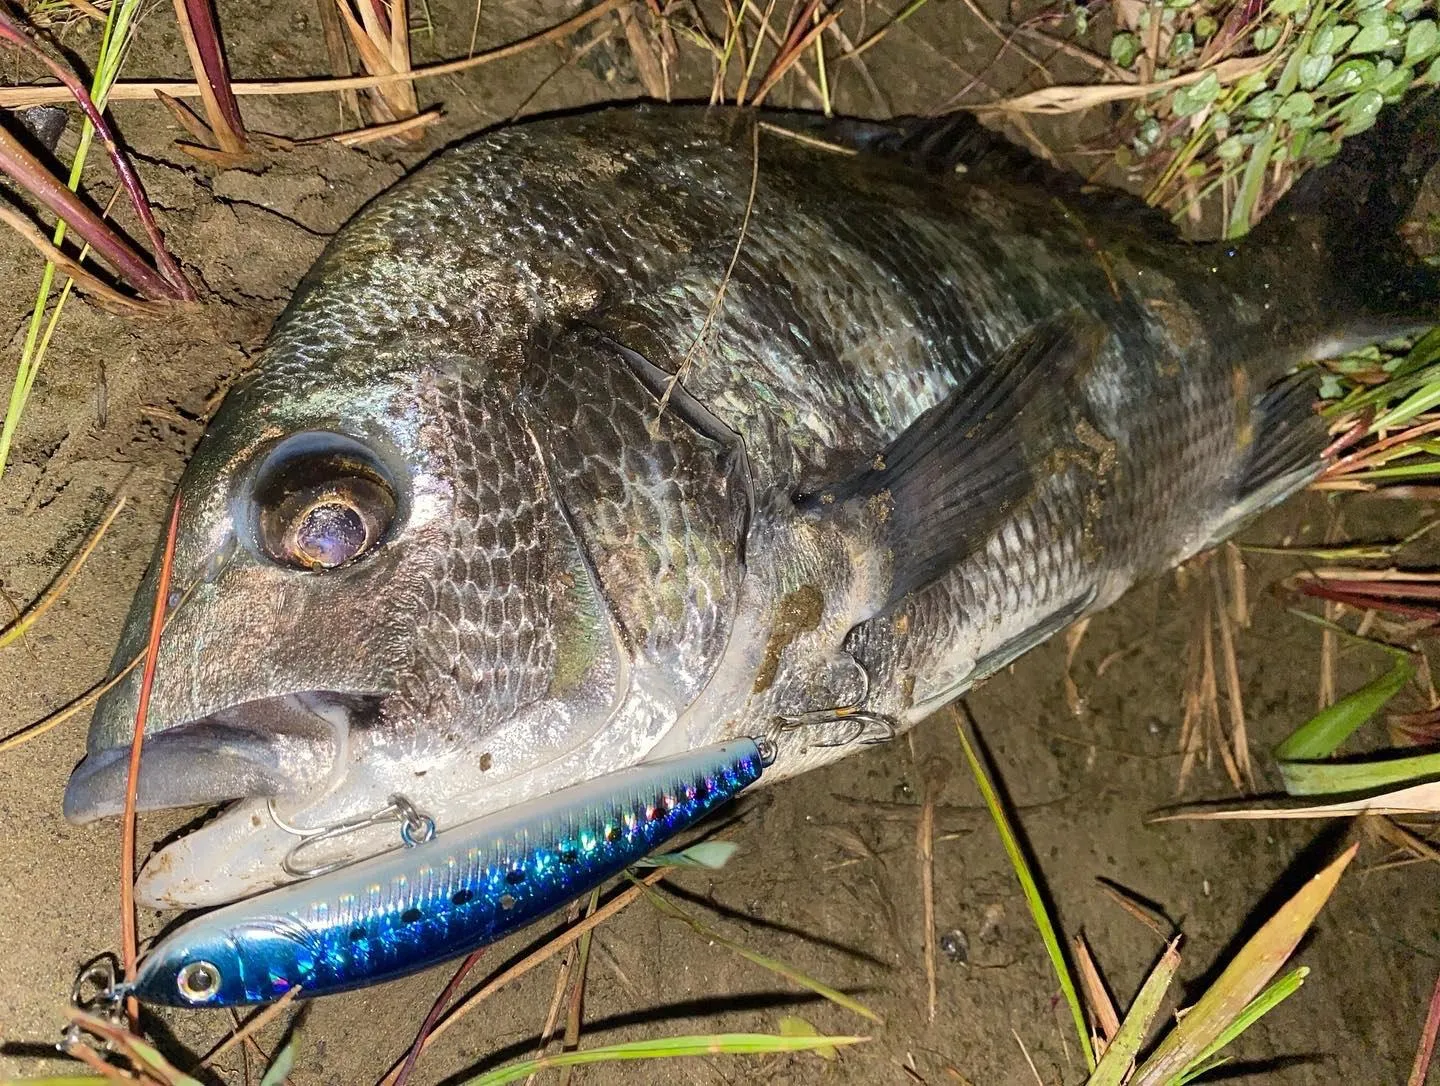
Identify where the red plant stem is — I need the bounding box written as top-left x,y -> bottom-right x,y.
1409,966 -> 1440,1086
1323,416 -> 1440,479
0,13 -> 194,299
120,497 -> 181,1027
178,0 -> 246,141
391,949 -> 485,1086
1295,583 -> 1440,621
0,124 -> 178,300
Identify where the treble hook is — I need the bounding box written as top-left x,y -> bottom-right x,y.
63,953 -> 130,1050
268,793 -> 437,878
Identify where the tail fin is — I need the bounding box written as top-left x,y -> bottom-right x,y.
1254,87 -> 1440,338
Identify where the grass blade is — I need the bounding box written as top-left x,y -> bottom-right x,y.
458,1032 -> 867,1086
1087,939 -> 1182,1086
955,709 -> 1095,1071
1129,845 -> 1355,1085
1173,967 -> 1308,1085
1274,654 -> 1413,757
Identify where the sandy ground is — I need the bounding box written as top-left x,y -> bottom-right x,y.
1,2 -> 1439,1084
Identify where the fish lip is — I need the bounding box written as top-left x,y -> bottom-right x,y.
62,691 -> 377,825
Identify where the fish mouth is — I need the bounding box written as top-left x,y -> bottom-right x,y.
62,692 -> 371,825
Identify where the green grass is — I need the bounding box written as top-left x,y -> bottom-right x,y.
956,710 -> 1353,1085
0,0 -> 144,482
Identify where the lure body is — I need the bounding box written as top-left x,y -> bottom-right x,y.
130,739 -> 766,1006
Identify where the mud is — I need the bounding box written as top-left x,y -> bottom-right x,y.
1,3 -> 1437,1084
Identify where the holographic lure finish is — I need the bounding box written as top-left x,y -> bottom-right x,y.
129,739 -> 766,1006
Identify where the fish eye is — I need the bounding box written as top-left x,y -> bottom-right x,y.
176,959 -> 222,1003
250,436 -> 398,571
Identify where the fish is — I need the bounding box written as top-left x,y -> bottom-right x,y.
63,98 -> 1440,909
127,738 -> 768,1006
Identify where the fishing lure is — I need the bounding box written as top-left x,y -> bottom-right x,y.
122,738 -> 770,1007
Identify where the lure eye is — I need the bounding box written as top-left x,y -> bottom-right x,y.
250,438 -> 398,571
176,960 -> 222,1003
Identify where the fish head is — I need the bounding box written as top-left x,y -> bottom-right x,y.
64,228 -> 754,908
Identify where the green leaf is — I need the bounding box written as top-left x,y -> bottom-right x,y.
1329,22 -> 1359,51
1112,31 -> 1140,67
1350,20 -> 1395,52
1319,57 -> 1374,93
1173,71 -> 1221,117
1245,91 -> 1280,118
1275,655 -> 1412,762
634,841 -> 740,869
1276,90 -> 1317,119
1254,24 -> 1281,50
1216,135 -> 1245,160
1429,55 -> 1440,83
458,1033 -> 868,1086
1343,88 -> 1386,134
1375,64 -> 1416,101
1129,847 -> 1355,1086
1171,30 -> 1195,58
261,1035 -> 297,1086
1271,0 -> 1305,14
957,719 -> 1095,1072
1299,52 -> 1334,88
1407,19 -> 1438,62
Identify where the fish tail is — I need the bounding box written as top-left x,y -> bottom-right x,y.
1254,87 -> 1440,345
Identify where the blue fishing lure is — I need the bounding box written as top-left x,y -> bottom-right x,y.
127,739 -> 768,1006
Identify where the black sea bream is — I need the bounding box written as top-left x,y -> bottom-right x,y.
64,103 -> 1440,907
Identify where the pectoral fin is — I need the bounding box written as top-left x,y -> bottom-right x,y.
798,312 -> 1107,613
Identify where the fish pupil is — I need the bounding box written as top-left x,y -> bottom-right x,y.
294,500 -> 368,567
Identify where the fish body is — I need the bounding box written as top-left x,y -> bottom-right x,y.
129,738 -> 766,1006
64,103 -> 1439,908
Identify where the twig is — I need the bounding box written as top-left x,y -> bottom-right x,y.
0,491 -> 127,651
1406,966 -> 1440,1086
315,0 -> 362,122
172,0 -> 247,154
119,496 -> 180,1026
0,12 -> 193,298
0,0 -> 628,108
917,757 -> 948,1023
556,888 -> 601,1086
393,948 -> 486,1086
0,204 -> 150,312
527,901 -> 585,1083
1211,563 -> 1253,790
201,987 -> 303,1067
